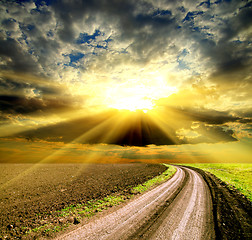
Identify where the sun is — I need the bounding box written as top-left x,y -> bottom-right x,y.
105,76 -> 177,113
109,96 -> 154,113
106,84 -> 156,113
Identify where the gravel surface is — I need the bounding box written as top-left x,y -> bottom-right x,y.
57,166 -> 215,240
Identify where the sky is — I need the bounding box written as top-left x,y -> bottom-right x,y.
0,0 -> 251,163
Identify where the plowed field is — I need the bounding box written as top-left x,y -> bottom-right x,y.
0,163 -> 167,239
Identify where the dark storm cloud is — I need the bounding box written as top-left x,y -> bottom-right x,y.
50,0 -> 178,63
12,109 -> 243,146
0,75 -> 58,94
0,113 -> 11,125
0,95 -> 73,114
210,40 -> 252,83
0,1 -> 61,79
0,76 -> 30,93
175,108 -> 241,124
170,107 -> 241,144
15,111 -> 178,146
0,37 -> 40,73
1,0 -> 251,79
52,0 -> 98,43
180,123 -> 238,144
187,3 -> 252,83
1,18 -> 17,30
0,0 -> 251,146
220,6 -> 252,42
47,0 -> 252,79
238,118 -> 252,124
234,109 -> 252,119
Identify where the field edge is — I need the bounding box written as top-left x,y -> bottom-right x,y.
181,165 -> 252,240
19,164 -> 176,239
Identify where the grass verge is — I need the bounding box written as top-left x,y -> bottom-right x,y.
26,164 -> 176,238
132,164 -> 177,193
182,163 -> 252,201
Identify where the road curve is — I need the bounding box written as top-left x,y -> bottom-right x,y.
57,166 -> 215,240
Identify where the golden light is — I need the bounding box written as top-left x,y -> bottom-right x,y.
105,75 -> 177,113
109,96 -> 154,113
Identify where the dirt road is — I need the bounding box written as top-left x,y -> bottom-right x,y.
58,166 -> 215,240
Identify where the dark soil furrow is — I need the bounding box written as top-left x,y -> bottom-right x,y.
0,163 -> 167,239
184,166 -> 252,240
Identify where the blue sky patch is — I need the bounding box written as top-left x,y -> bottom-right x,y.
69,52 -> 85,63
177,49 -> 190,70
63,52 -> 85,68
34,0 -> 53,7
198,0 -> 211,8
77,30 -> 101,44
152,9 -> 172,17
183,11 -> 204,22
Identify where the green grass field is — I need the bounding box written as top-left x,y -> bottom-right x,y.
182,163 -> 252,201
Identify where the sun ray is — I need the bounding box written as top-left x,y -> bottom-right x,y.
147,109 -> 186,145
0,112 -> 121,190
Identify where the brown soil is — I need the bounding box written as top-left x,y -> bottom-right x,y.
0,163 -> 167,239
184,166 -> 252,240
57,166 -> 215,240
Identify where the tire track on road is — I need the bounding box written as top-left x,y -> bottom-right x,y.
146,167 -> 215,240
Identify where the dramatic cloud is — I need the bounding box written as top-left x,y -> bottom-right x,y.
11,108 -> 242,146
0,0 -> 251,162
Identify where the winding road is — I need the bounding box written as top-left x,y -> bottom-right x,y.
58,166 -> 215,240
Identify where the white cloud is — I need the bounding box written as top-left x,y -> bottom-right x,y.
0,0 -> 251,114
